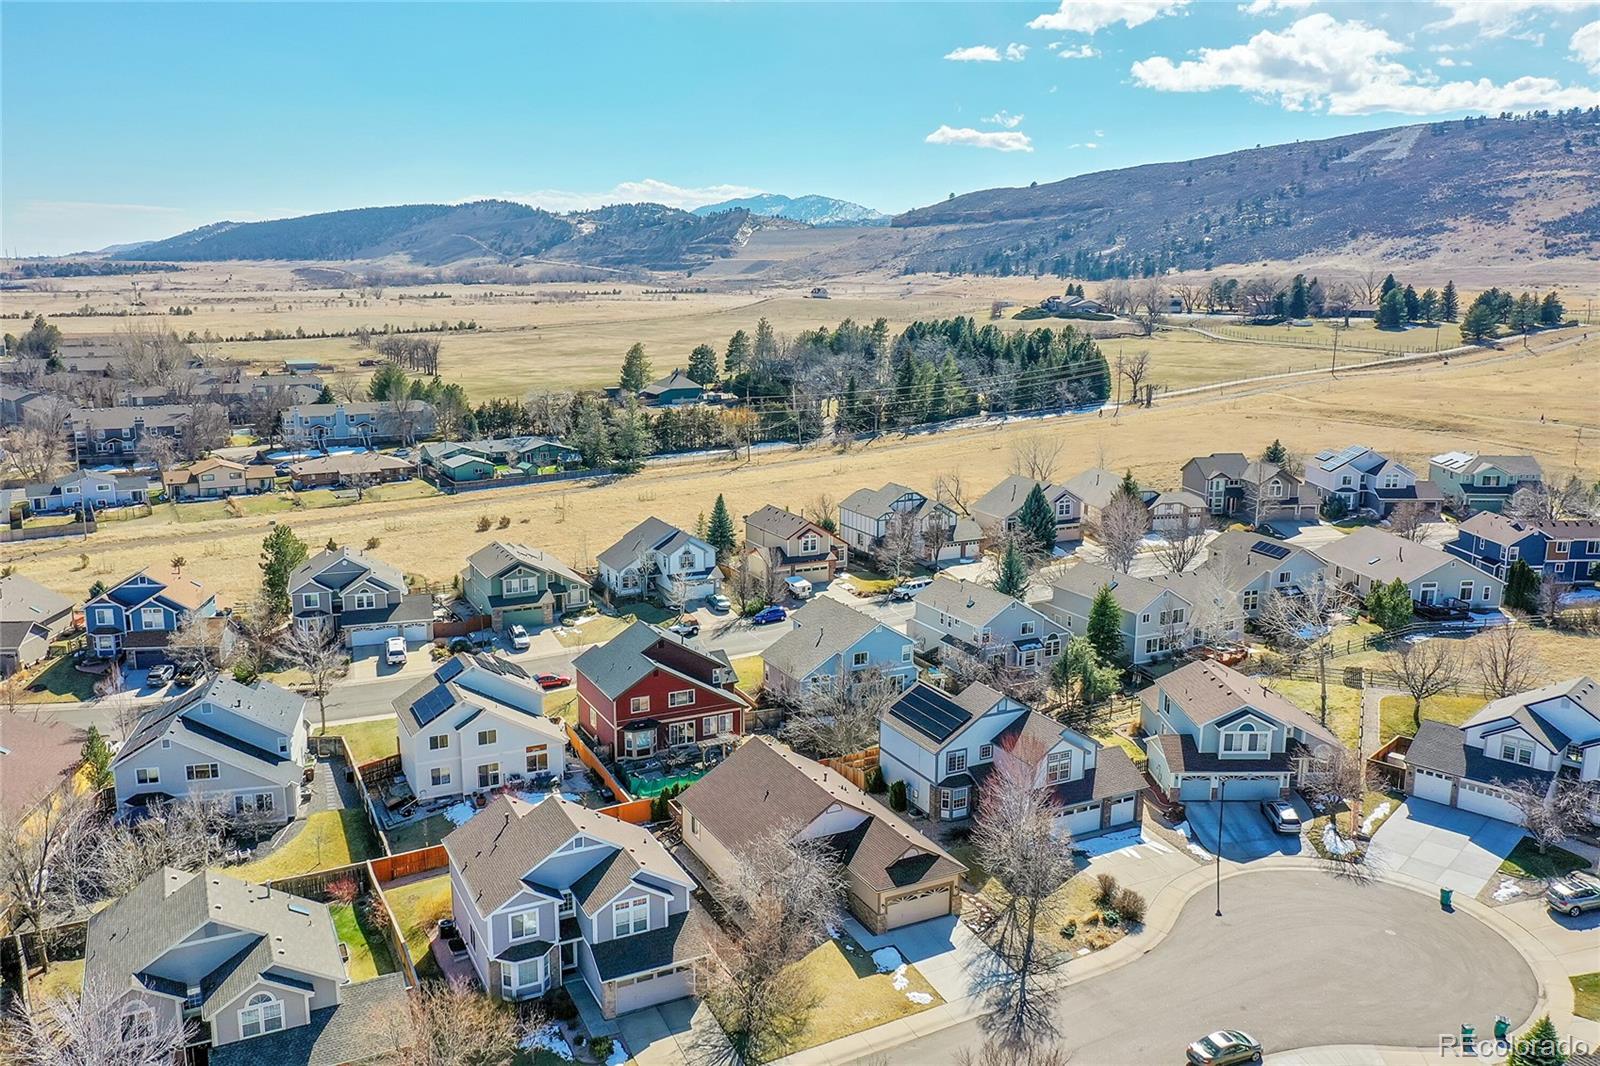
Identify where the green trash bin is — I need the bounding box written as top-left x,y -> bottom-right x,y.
1495,1016 -> 1510,1040
1440,887 -> 1454,908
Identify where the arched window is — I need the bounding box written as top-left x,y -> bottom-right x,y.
239,992 -> 284,1039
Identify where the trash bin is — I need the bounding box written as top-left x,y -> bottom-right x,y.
1461,1023 -> 1475,1046
1494,1017 -> 1510,1040
1440,887 -> 1454,909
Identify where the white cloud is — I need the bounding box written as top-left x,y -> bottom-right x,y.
1574,19 -> 1600,71
1130,13 -> 1600,115
1029,0 -> 1189,34
1094,128 -> 1107,137
983,110 -> 1026,128
1430,1 -> 1598,38
924,125 -> 1035,152
1239,0 -> 1315,14
1006,42 -> 1030,61
945,45 -> 1002,62
1069,141 -> 1101,148
514,179 -> 763,213
1057,43 -> 1101,59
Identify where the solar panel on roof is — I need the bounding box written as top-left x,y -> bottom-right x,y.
433,658 -> 465,684
1251,541 -> 1291,560
410,684 -> 456,727
888,685 -> 973,744
1318,444 -> 1366,471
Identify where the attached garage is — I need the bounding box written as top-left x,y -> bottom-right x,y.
1178,777 -> 1213,802
346,626 -> 397,648
401,622 -> 430,643
1456,782 -> 1524,825
610,965 -> 696,1016
1108,795 -> 1137,827
1219,775 -> 1282,801
884,886 -> 952,929
1411,767 -> 1455,806
1057,802 -> 1103,838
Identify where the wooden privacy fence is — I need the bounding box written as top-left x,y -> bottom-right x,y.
566,723 -> 631,803
371,845 -> 449,883
434,616 -> 492,640
600,798 -> 655,825
821,746 -> 880,790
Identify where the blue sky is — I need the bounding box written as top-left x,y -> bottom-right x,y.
4,1 -> 1598,255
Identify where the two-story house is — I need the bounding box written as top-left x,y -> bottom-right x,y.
1139,660 -> 1340,806
839,483 -> 980,567
741,504 -> 846,586
573,621 -> 749,759
288,546 -> 435,649
1047,563 -> 1240,665
84,866 -> 409,1066
1056,468 -> 1125,528
162,457 -> 277,501
1406,676 -> 1599,827
1447,513 -> 1600,588
1303,445 -> 1442,518
25,470 -> 150,514
393,653 -> 567,803
288,451 -> 417,489
281,401 -> 437,448
907,577 -> 1065,674
1192,532 -> 1330,621
677,736 -> 967,932
461,541 -> 591,632
444,794 -> 712,1017
1147,489 -> 1209,534
56,403 -> 220,461
1180,453 -> 1313,521
85,568 -> 221,666
1429,451 -> 1545,514
596,517 -> 720,606
761,596 -> 916,700
1318,527 -> 1504,609
970,475 -> 1089,548
0,574 -> 74,676
877,681 -> 1144,834
111,676 -> 309,824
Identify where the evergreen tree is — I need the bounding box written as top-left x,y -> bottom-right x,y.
1441,280 -> 1459,322
1505,559 -> 1540,612
753,317 -> 777,365
1379,273 -> 1399,299
724,329 -> 751,376
1460,299 -> 1498,343
367,363 -> 408,400
1117,469 -> 1140,499
259,525 -> 309,617
573,402 -> 612,468
1262,438 -> 1289,465
993,540 -> 1029,599
1017,484 -> 1058,555
316,385 -> 336,404
1288,274 -> 1310,319
619,343 -> 651,392
1086,586 -> 1125,666
706,494 -> 736,560
1419,288 -> 1439,323
1403,284 -> 1421,322
610,401 -> 654,467
1507,1015 -> 1566,1066
687,343 -> 719,385
81,725 -> 114,789
1367,578 -> 1414,630
1377,287 -> 1407,330
1051,635 -> 1120,711
1538,292 -> 1564,326
1510,292 -> 1540,337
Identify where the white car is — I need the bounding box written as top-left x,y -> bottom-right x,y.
507,624 -> 531,651
785,576 -> 813,600
384,636 -> 408,666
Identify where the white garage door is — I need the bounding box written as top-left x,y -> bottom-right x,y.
1178,777 -> 1213,802
1412,768 -> 1455,806
1221,775 -> 1281,801
1456,782 -> 1524,825
612,966 -> 696,1015
1108,795 -> 1137,827
347,626 -> 397,647
885,887 -> 950,929
401,623 -> 430,643
1059,804 -> 1103,838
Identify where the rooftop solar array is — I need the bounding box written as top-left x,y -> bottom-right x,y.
473,653 -> 529,679
410,683 -> 457,728
887,684 -> 973,744
1317,444 -> 1367,471
433,658 -> 465,684
1251,541 -> 1292,560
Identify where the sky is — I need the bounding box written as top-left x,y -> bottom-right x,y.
3,0 -> 1599,256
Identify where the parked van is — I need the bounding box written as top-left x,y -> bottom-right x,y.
785,576 -> 813,600
890,576 -> 933,601
384,636 -> 408,666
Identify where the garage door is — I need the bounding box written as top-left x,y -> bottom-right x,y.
1412,768 -> 1455,806
1456,782 -> 1523,825
1058,804 -> 1102,838
1108,795 -> 1137,827
347,626 -> 397,647
1221,775 -> 1282,801
885,887 -> 950,929
401,622 -> 430,643
611,966 -> 696,1015
1178,777 -> 1213,802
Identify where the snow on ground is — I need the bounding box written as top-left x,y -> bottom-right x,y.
1492,879 -> 1525,902
521,1024 -> 574,1059
1175,822 -> 1213,860
906,991 -> 934,1005
606,1038 -> 630,1066
443,802 -> 476,826
1561,587 -> 1600,604
890,964 -> 909,991
1072,826 -> 1174,860
871,946 -> 904,973
1321,825 -> 1357,856
1361,802 -> 1392,836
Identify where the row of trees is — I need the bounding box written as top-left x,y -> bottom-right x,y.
1459,287 -> 1566,343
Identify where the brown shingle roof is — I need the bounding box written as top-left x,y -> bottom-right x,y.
1140,659 -> 1339,750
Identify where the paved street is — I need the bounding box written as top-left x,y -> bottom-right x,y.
862,869 -> 1537,1065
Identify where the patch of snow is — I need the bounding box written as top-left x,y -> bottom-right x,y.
443,802 -> 476,826
1076,947 -> 1092,956
1321,825 -> 1357,856
871,946 -> 903,973
605,1038 -> 630,1066
521,1024 -> 573,1060
1071,826 -> 1171,860
1562,587 -> 1600,605
1175,821 -> 1213,860
890,964 -> 909,991
1492,879 -> 1525,902
1361,802 -> 1392,836
906,991 -> 933,1005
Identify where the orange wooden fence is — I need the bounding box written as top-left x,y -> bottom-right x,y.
565,722 -> 631,803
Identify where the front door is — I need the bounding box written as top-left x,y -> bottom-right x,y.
561,942 -> 578,973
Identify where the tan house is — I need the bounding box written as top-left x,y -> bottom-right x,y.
288,451 -> 417,488
162,457 -> 277,501
741,504 -> 846,586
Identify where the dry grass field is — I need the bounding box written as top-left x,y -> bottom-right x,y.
7,329 -> 1594,604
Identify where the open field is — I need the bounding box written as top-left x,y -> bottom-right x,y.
6,331 -> 1596,605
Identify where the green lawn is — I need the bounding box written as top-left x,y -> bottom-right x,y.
732,655 -> 764,694
1093,727 -> 1148,771
1573,973 -> 1600,1022
384,873 -> 453,976
171,494 -> 296,522
842,566 -> 900,596
1263,679 -> 1362,749
546,689 -> 578,724
330,901 -> 399,981
317,720 -> 399,764
775,932 -> 942,1055
232,810 -> 382,882
1499,839 -> 1590,881
16,655 -> 99,703
1377,693 -> 1488,743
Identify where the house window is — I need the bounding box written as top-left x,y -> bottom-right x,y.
668,689 -> 695,708
947,750 -> 968,776
629,696 -> 650,716
301,593 -> 319,610
1140,613 -> 1151,623
503,576 -> 528,595
509,910 -> 540,941
901,646 -> 914,662
1267,481 -> 1284,498
526,745 -> 549,773
478,763 -> 501,788
1056,500 -> 1073,518
139,607 -> 164,629
559,891 -> 576,918
1223,724 -> 1267,753
186,763 -> 219,781
501,958 -> 543,997
1482,585 -> 1493,602
624,731 -> 654,757
1459,582 -> 1474,601
348,591 -> 376,611
1500,741 -> 1534,766
800,534 -> 819,554
1021,620 -> 1035,636
978,743 -> 994,762
852,650 -> 870,668
1481,474 -> 1501,487
679,550 -> 696,569
1507,546 -> 1520,561
1275,571 -> 1292,585
1046,751 -> 1072,784
613,897 -> 649,938
95,607 -> 115,626
1043,634 -> 1060,656
238,993 -> 284,1040
135,768 -> 159,785
940,787 -> 969,817
703,713 -> 732,737
430,768 -> 451,787
477,729 -> 497,746
234,793 -> 274,813
1242,589 -> 1260,612
120,1003 -> 154,1041
620,572 -> 640,591
668,721 -> 696,746
1144,638 -> 1161,655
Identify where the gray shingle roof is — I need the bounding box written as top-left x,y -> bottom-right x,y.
464,541 -> 586,587
972,475 -> 1042,522
1051,562 -> 1201,613
1057,468 -> 1123,511
596,517 -> 705,572
1407,720 -> 1556,790
1140,660 -> 1339,750
916,576 -> 1027,627
1463,676 -> 1598,752
744,504 -> 816,541
588,906 -> 714,981
840,483 -> 921,519
762,597 -> 897,682
289,546 -> 407,596
114,676 -> 306,773
209,973 -> 412,1066
0,574 -> 74,624
1316,527 -> 1473,586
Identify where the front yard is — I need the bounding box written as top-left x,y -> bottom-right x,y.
731,655 -> 764,694
553,612 -> 631,648
330,901 -> 399,981
1306,788 -> 1402,858
770,932 -> 943,1056
13,652 -> 98,703
318,719 -> 400,764
1377,693 -> 1488,743
1498,838 -> 1590,881
231,810 -> 382,882
1573,973 -> 1600,1022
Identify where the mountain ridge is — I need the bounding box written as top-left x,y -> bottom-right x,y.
693,193 -> 888,227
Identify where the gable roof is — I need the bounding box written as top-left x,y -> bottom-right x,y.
744,503 -> 823,541
572,620 -> 745,705
640,369 -> 703,397
1316,527 -> 1479,585
392,652 -> 556,738
87,567 -> 213,614
162,456 -> 276,487
1057,468 -> 1121,511
840,482 -> 923,518
0,714 -> 85,820
596,517 -> 707,572
289,546 -> 407,595
464,541 -> 586,586
1464,676 -> 1598,752
114,676 -> 306,772
288,452 -> 416,477
762,597 -> 902,682
1198,531 -> 1323,583
883,680 -> 1008,752
972,475 -> 1044,520
916,576 -> 1032,627
1140,659 -> 1339,749
0,574 -> 74,625
1051,561 -> 1200,613
1313,445 -> 1378,472
1458,511 -> 1544,545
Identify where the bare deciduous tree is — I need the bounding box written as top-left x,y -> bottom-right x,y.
1008,434 -> 1063,484
94,794 -> 233,898
0,788 -> 100,972
1151,510 -> 1211,574
933,471 -> 972,515
1257,579 -> 1351,727
1382,640 -> 1463,729
780,669 -> 899,759
880,511 -> 920,579
2,978 -> 195,1066
1115,349 -> 1152,407
1498,778 -> 1599,857
279,623 -> 349,736
1474,623 -> 1544,699
406,977 -> 519,1066
166,612 -> 218,677
1388,501 -> 1429,542
1298,742 -> 1367,848
1091,493 -> 1149,574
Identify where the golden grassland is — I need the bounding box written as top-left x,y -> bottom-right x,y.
5,332 -> 1596,605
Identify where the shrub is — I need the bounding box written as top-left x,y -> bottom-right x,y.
365,536 -> 381,550
327,876 -> 360,907
888,780 -> 908,813
1060,919 -> 1077,940
1094,873 -> 1119,907
1255,650 -> 1287,675
448,638 -> 474,653
232,661 -> 259,684
1100,907 -> 1121,929
589,1036 -> 615,1061
865,766 -> 886,794
362,894 -> 392,932
497,515 -> 511,529
1113,887 -> 1147,925
476,515 -> 492,532
541,987 -> 579,1022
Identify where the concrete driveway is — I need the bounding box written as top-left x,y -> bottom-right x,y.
615,998 -> 720,1066
842,913 -> 988,1002
1366,798 -> 1524,896
1186,800 -> 1307,862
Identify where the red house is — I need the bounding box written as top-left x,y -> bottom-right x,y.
574,621 -> 751,759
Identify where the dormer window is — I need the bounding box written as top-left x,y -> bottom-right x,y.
613,896 -> 649,938
800,534 -> 819,554
1046,750 -> 1072,784
1499,739 -> 1534,766
1222,723 -> 1267,753
238,993 -> 284,1039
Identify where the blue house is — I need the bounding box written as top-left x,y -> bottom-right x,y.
760,596 -> 917,700
85,568 -> 222,666
1448,513 -> 1600,587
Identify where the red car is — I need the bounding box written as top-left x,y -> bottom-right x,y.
534,672 -> 571,690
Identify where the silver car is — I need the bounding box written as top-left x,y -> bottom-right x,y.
1260,799 -> 1302,835
1546,871 -> 1600,917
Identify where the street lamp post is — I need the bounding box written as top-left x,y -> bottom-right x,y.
1215,778 -> 1228,917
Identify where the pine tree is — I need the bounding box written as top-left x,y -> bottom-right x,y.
706,494 -> 736,560
1288,274 -> 1309,319
1507,1015 -> 1565,1066
1017,484 -> 1058,555
1379,273 -> 1399,299
259,525 -> 309,618
1377,287 -> 1407,330
1117,469 -> 1140,499
81,725 -> 114,789
1368,578 -> 1414,630
1505,559 -> 1540,611
1402,284 -> 1420,322
573,403 -> 612,468
724,330 -> 751,376
610,401 -> 654,467
1086,586 -> 1125,666
316,385 -> 336,404
1262,438 -> 1288,465
1460,299 -> 1498,343
1538,291 -> 1564,326
619,343 -> 651,392
687,343 -> 719,385
1419,288 -> 1439,323
753,317 -> 777,364
1441,280 -> 1459,322
993,540 -> 1029,599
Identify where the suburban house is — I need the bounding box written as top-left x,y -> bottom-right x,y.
432,452 -> 497,483
1058,468 -> 1129,527
1429,451 -> 1545,514
878,681 -> 1145,834
444,793 -> 712,1017
162,457 -> 277,501
393,652 -> 567,803
83,866 -> 409,1066
55,403 -> 218,460
0,574 -> 74,676
209,372 -> 326,413
1318,527 -> 1504,609
596,517 -> 720,606
0,714 -> 88,823
839,483 -> 981,567
1405,676 -> 1600,827
420,436 -> 582,472
1147,489 -> 1209,533
573,621 -> 748,758
970,474 -> 1089,546
1040,294 -> 1104,315
676,736 -> 967,933
761,595 -> 917,699
0,384 -> 40,423
1302,445 -> 1443,518
1046,563 -> 1241,666
288,451 -> 416,489
25,470 -> 150,514
907,576 -> 1066,674
111,676 -> 309,823
1446,513 -> 1600,588
1180,453 -> 1314,521
1193,532 -> 1330,620
288,546 -> 435,649
1139,660 -> 1340,805
741,504 -> 847,586
461,541 -> 591,631
281,401 -> 437,447
638,369 -> 705,407
85,568 -> 222,666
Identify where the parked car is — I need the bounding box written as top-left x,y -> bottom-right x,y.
890,576 -> 933,601
1546,872 -> 1600,917
534,672 -> 571,690
1260,799 -> 1302,835
708,594 -> 732,613
751,605 -> 788,625
1413,597 -> 1471,621
274,462 -> 294,477
385,636 -> 408,666
669,617 -> 700,637
146,663 -> 175,687
1186,1030 -> 1262,1065
172,660 -> 205,688
785,576 -> 813,600
507,624 -> 531,651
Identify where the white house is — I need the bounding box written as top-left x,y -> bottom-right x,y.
1317,527 -> 1504,608
597,517 -> 720,605
25,471 -> 149,514
839,483 -> 980,566
760,596 -> 916,700
907,576 -> 1065,674
393,653 -> 567,803
1191,532 -> 1329,620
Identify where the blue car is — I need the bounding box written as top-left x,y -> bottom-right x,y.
751,605 -> 788,625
